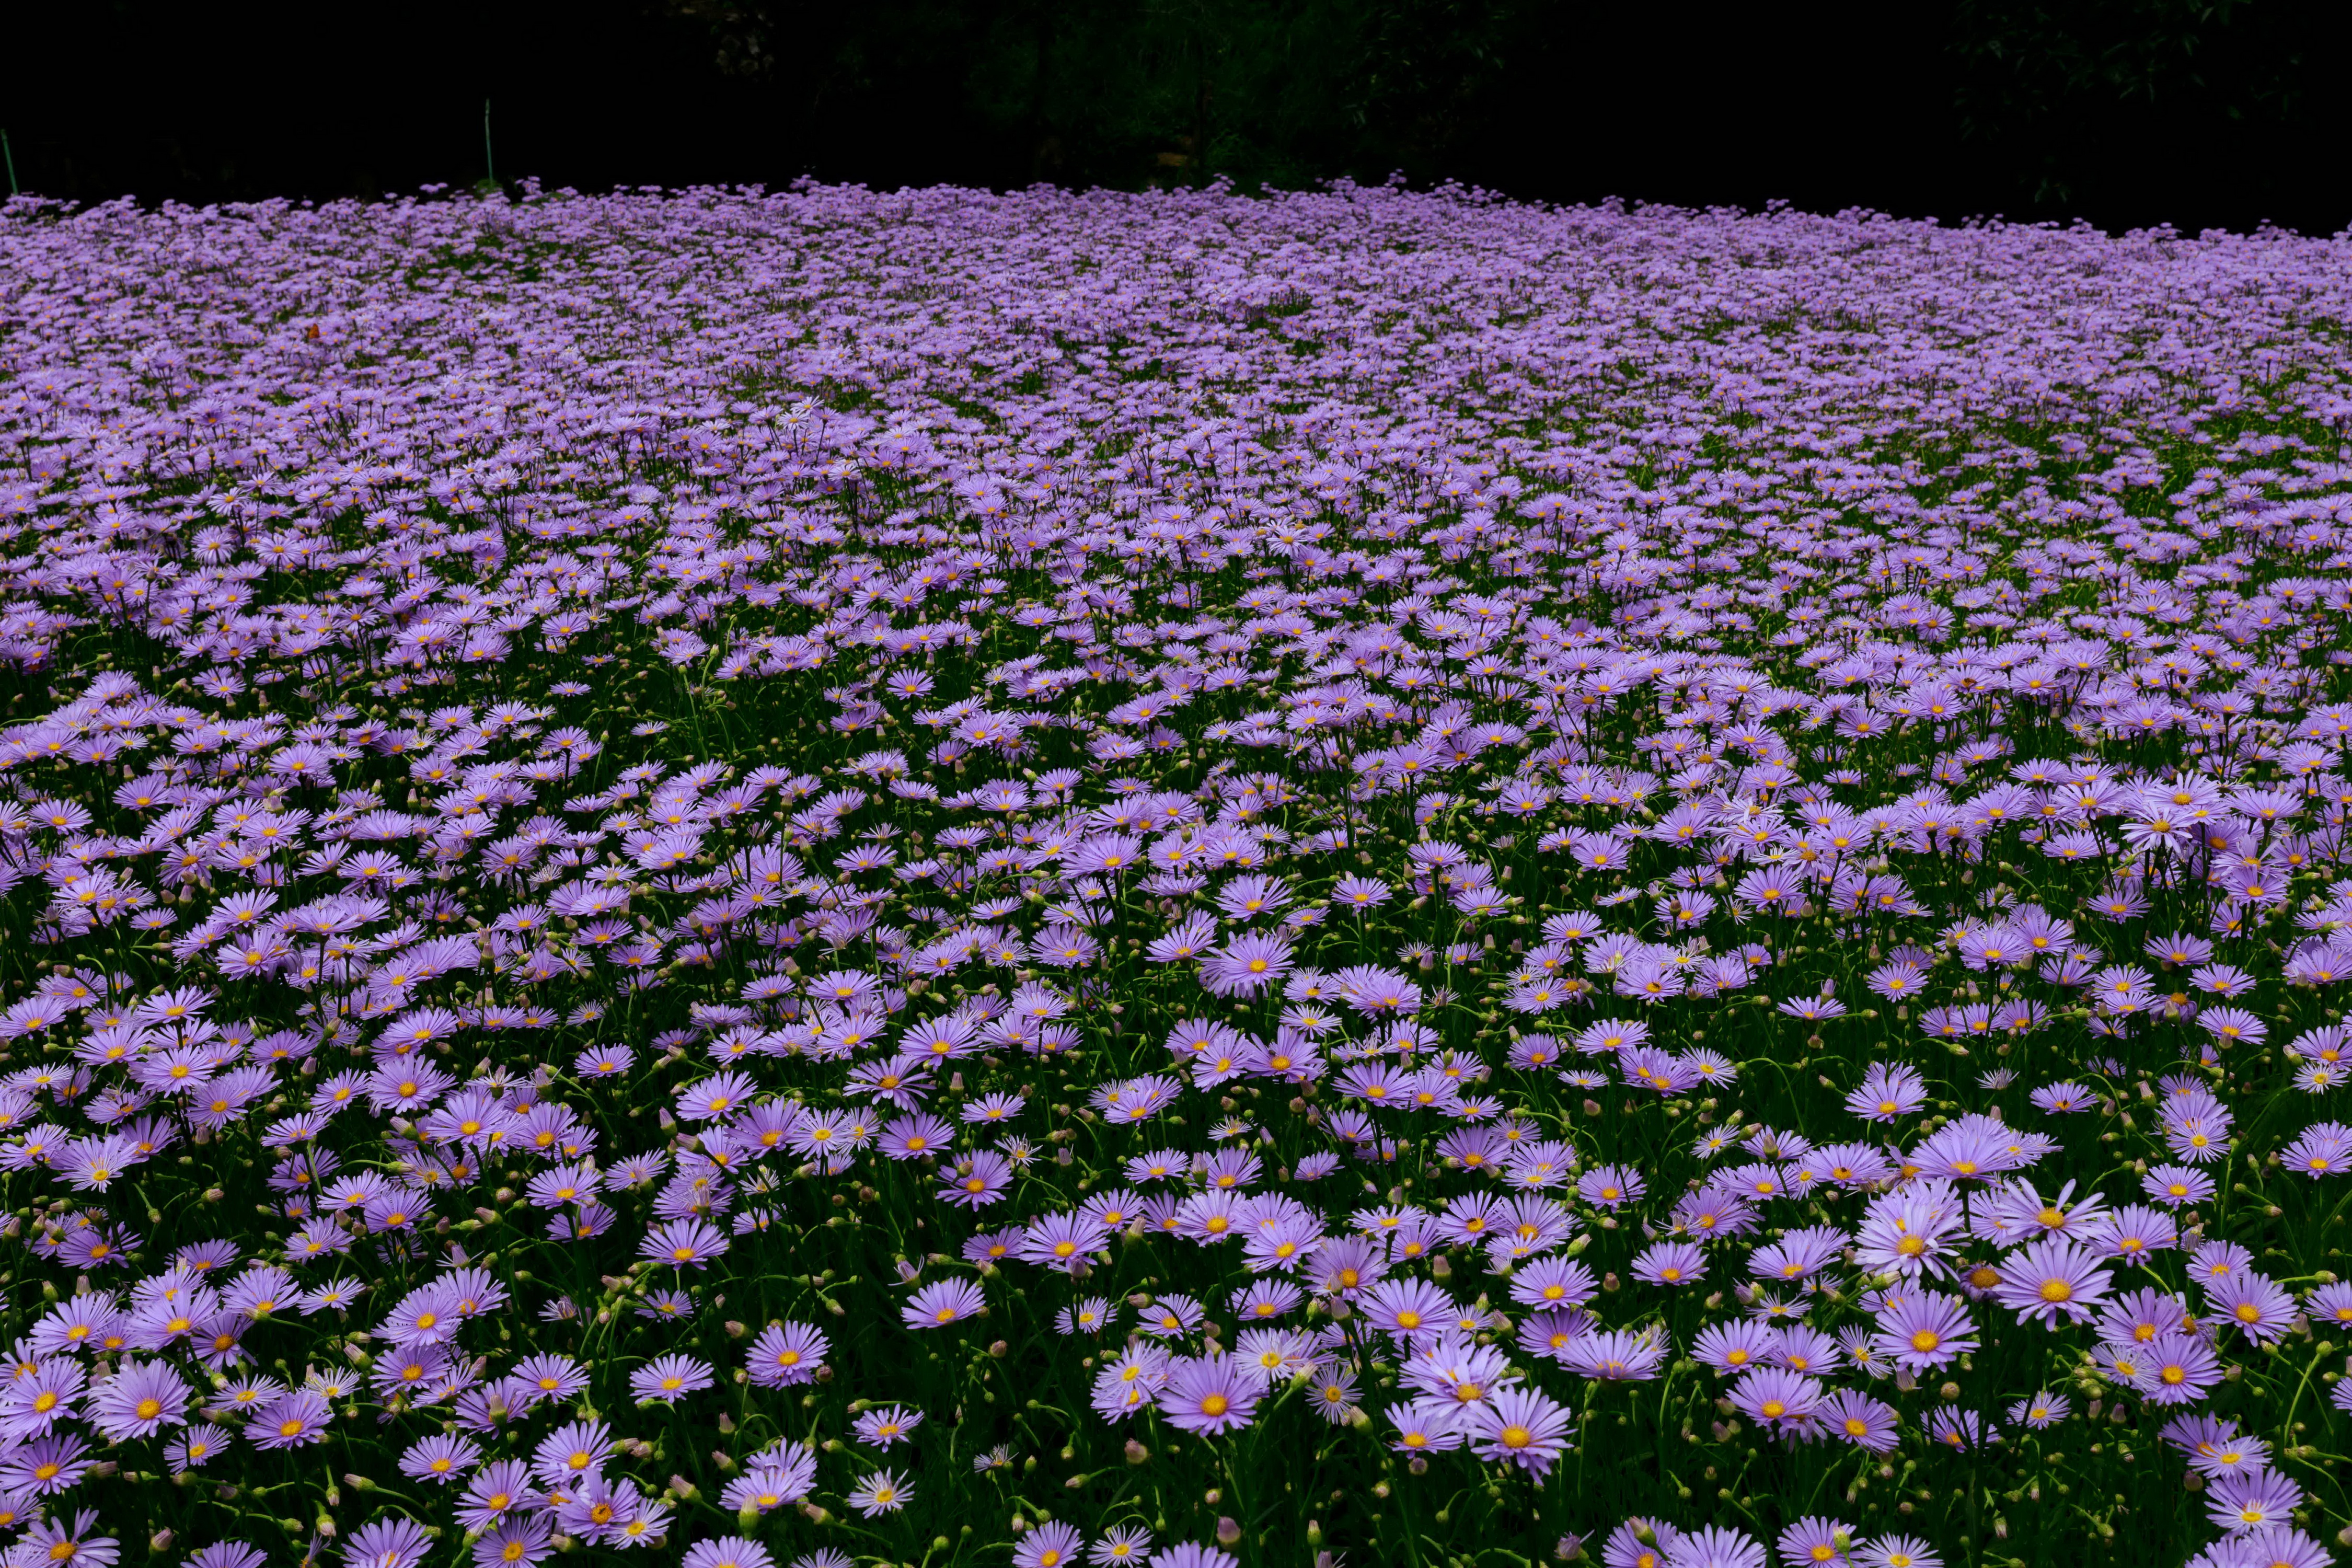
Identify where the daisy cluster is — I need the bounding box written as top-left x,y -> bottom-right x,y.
1,180 -> 2351,1568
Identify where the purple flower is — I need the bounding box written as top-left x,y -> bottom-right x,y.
1200,932 -> 1295,997
249,1388 -> 331,1449
746,1321 -> 829,1386
1990,1236 -> 2113,1325
2207,1269 -> 2296,1344
9,1514 -> 115,1568
1925,1404 -> 1988,1451
1088,1528 -> 1156,1565
1012,1524 -> 1086,1568
852,1402 -> 925,1447
628,1355 -> 714,1403
846,1467 -> 913,1515
531,1419 -> 614,1489
939,1150 -> 1014,1208
457,1459 -> 534,1531
399,1433 -> 483,1484
1871,1292 -> 1977,1371
1820,1389 -> 1900,1452
1666,1526 -> 1769,1568
722,1458 -> 813,1516
1846,1062 -> 1927,1121
2162,1091 -> 2236,1163
3,185 -> 2350,1565
1630,1240 -> 1707,1287
903,1279 -> 987,1330
2284,1121 -> 2352,1175
679,1538 -> 774,1568
2198,1530 -> 2331,1568
1363,1277 -> 1454,1342
1559,1330 -> 1667,1383
2207,1469 -> 2305,1535
2136,1332 -> 2223,1404
86,1359 -> 188,1442
640,1217 -> 730,1269
0,1358 -> 85,1441
158,1431 -> 218,1477
185,1544 -> 267,1568
1146,913 -> 1221,962
2143,1163 -> 2217,1207
1019,1211 -> 1110,1272
2007,1390 -> 2070,1427
1727,1367 -> 1823,1433
1856,1538 -> 1941,1568
1469,1383 -> 1575,1475
1155,1353 -> 1261,1434
343,1518 -> 434,1568
1388,1396 -> 1468,1452
379,1282 -> 462,1347
472,1516 -> 557,1568
1777,1518 -> 1858,1567
1692,1320 -> 1775,1376
1154,1547 -> 1237,1568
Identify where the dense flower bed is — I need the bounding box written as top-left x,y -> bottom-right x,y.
2,180 -> 2351,1568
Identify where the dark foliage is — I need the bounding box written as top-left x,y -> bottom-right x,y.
5,0 -> 2348,230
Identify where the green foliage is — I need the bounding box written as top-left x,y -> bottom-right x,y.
664,0 -> 1544,190
1947,0 -> 2331,214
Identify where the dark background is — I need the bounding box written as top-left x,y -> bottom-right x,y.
7,0 -> 2348,234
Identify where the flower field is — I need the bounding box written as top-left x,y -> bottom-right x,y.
3,179 -> 2352,1568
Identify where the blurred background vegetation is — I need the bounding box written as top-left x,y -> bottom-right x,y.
6,0 -> 2348,232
